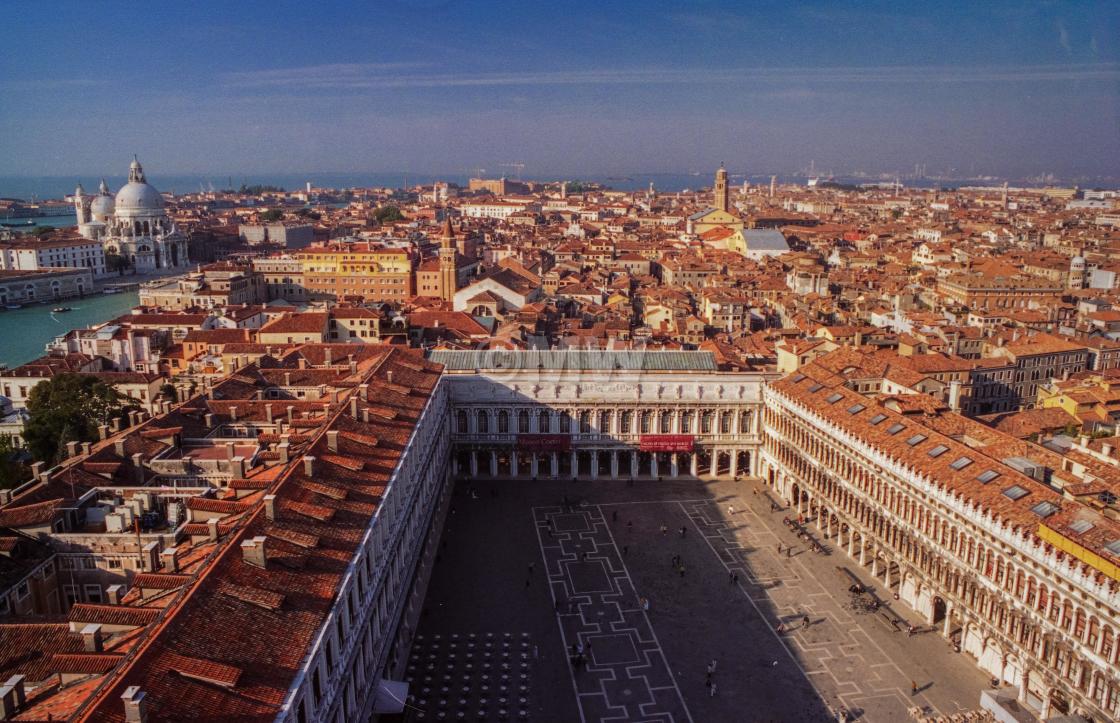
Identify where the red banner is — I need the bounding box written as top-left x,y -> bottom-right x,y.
639,435 -> 694,453
516,434 -> 571,452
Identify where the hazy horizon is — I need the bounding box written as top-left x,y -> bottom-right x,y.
1,1 -> 1117,180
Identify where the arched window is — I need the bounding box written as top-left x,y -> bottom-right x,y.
599,410 -> 610,433
538,410 -> 550,433
559,412 -> 571,433
518,410 -> 530,433
740,411 -> 753,433
620,411 -> 632,433
477,410 -> 489,433
579,411 -> 591,434
681,411 -> 693,433
721,412 -> 732,434
701,411 -> 713,433
640,411 -> 651,434
498,410 -> 509,433
660,412 -> 672,433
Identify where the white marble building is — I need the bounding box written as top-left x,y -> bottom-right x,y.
73,158 -> 189,273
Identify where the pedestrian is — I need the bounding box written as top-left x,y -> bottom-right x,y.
803,615 -> 810,629
911,680 -> 917,696
627,520 -> 633,533
528,562 -> 534,575
612,510 -> 618,522
622,545 -> 628,556
525,578 -> 530,589
705,671 -> 712,687
728,571 -> 734,583
710,659 -> 717,674
777,623 -> 786,633
776,543 -> 781,554
728,505 -> 735,515
679,564 -> 685,577
733,573 -> 739,584
710,682 -> 717,697
679,526 -> 686,538
786,547 -> 791,558
660,524 -> 667,536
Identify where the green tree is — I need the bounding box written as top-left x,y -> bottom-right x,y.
105,253 -> 132,275
160,383 -> 178,403
374,205 -> 404,223
0,435 -> 30,490
259,208 -> 284,222
23,374 -> 134,465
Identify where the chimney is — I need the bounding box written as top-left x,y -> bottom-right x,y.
324,348 -> 332,366
141,542 -> 160,572
349,359 -> 357,375
106,584 -> 124,604
98,424 -> 110,440
350,395 -> 358,418
264,494 -> 277,520
80,623 -> 103,652
265,404 -> 274,423
206,517 -> 219,542
327,431 -> 339,453
0,675 -> 26,720
241,536 -> 268,568
948,380 -> 962,413
358,384 -> 368,398
278,437 -> 291,464
233,456 -> 246,478
121,686 -> 148,723
114,439 -> 126,457
204,413 -> 214,428
1080,435 -> 1090,448
30,461 -> 44,481
284,372 -> 292,386
81,442 -> 92,456
229,405 -> 238,422
387,370 -> 394,385
160,546 -> 179,573
226,442 -> 236,461
362,408 -> 370,423
287,405 -> 295,423
303,456 -> 316,476
298,358 -> 307,369
110,417 -> 123,433
1102,443 -> 1114,458
131,453 -> 145,484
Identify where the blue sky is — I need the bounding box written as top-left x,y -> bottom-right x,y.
0,0 -> 1117,179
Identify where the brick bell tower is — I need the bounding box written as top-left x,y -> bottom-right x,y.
438,212 -> 457,303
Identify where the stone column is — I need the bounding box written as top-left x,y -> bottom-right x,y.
570,450 -> 578,478
489,452 -> 498,478
730,452 -> 738,478
470,451 -> 479,477
510,451 -> 518,478
670,454 -> 679,478
690,454 -> 698,477
630,452 -> 638,479
590,451 -> 599,479
1018,668 -> 1029,703
871,550 -> 880,577
709,450 -> 719,477
859,540 -> 867,566
651,454 -> 659,478
847,531 -> 855,558
530,454 -> 539,479
550,453 -> 559,478
610,451 -> 619,479
884,561 -> 892,590
943,605 -> 953,638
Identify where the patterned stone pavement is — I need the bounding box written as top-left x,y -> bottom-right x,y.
533,504 -> 691,722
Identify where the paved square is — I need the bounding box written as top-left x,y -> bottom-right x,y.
406,478 -> 991,722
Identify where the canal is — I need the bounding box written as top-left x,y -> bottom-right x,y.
0,291 -> 139,369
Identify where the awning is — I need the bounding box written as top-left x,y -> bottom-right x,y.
373,678 -> 409,714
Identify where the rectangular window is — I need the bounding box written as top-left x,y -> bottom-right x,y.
886,423 -> 905,435
927,445 -> 948,457
949,456 -> 973,470
1030,501 -> 1058,517
807,383 -> 824,393
905,434 -> 927,446
1002,485 -> 1029,500
869,413 -> 887,425
976,470 -> 999,484
846,403 -> 865,414
825,392 -> 844,404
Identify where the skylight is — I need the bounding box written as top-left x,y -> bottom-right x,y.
906,434 -> 928,446
927,445 -> 949,457
869,413 -> 887,425
1105,540 -> 1120,556
808,383 -> 824,393
826,392 -> 844,404
976,470 -> 999,484
1030,501 -> 1058,518
949,456 -> 973,470
791,373 -> 806,383
887,423 -> 905,435
847,403 -> 866,414
1002,485 -> 1029,501
1068,519 -> 1094,534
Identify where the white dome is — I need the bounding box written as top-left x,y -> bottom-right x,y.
90,194 -> 115,220
115,181 -> 164,211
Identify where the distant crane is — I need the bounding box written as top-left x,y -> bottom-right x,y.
499,162 -> 526,180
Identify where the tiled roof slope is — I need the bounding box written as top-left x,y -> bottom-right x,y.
81,347 -> 442,722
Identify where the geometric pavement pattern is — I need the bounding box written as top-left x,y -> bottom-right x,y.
533,505 -> 692,723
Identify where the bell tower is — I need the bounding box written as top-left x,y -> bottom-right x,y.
714,162 -> 729,213
438,212 -> 457,303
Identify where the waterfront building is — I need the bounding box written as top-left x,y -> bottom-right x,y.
0,231 -> 107,277
0,267 -> 94,307
73,159 -> 190,273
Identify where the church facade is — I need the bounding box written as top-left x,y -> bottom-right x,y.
73,158 -> 190,273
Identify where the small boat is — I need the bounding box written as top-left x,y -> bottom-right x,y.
102,287 -> 123,295
4,304 -> 21,310
52,307 -> 72,313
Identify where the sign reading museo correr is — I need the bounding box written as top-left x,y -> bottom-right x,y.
516,434 -> 572,452
639,435 -> 694,453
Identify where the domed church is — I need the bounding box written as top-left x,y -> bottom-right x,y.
73,157 -> 189,272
